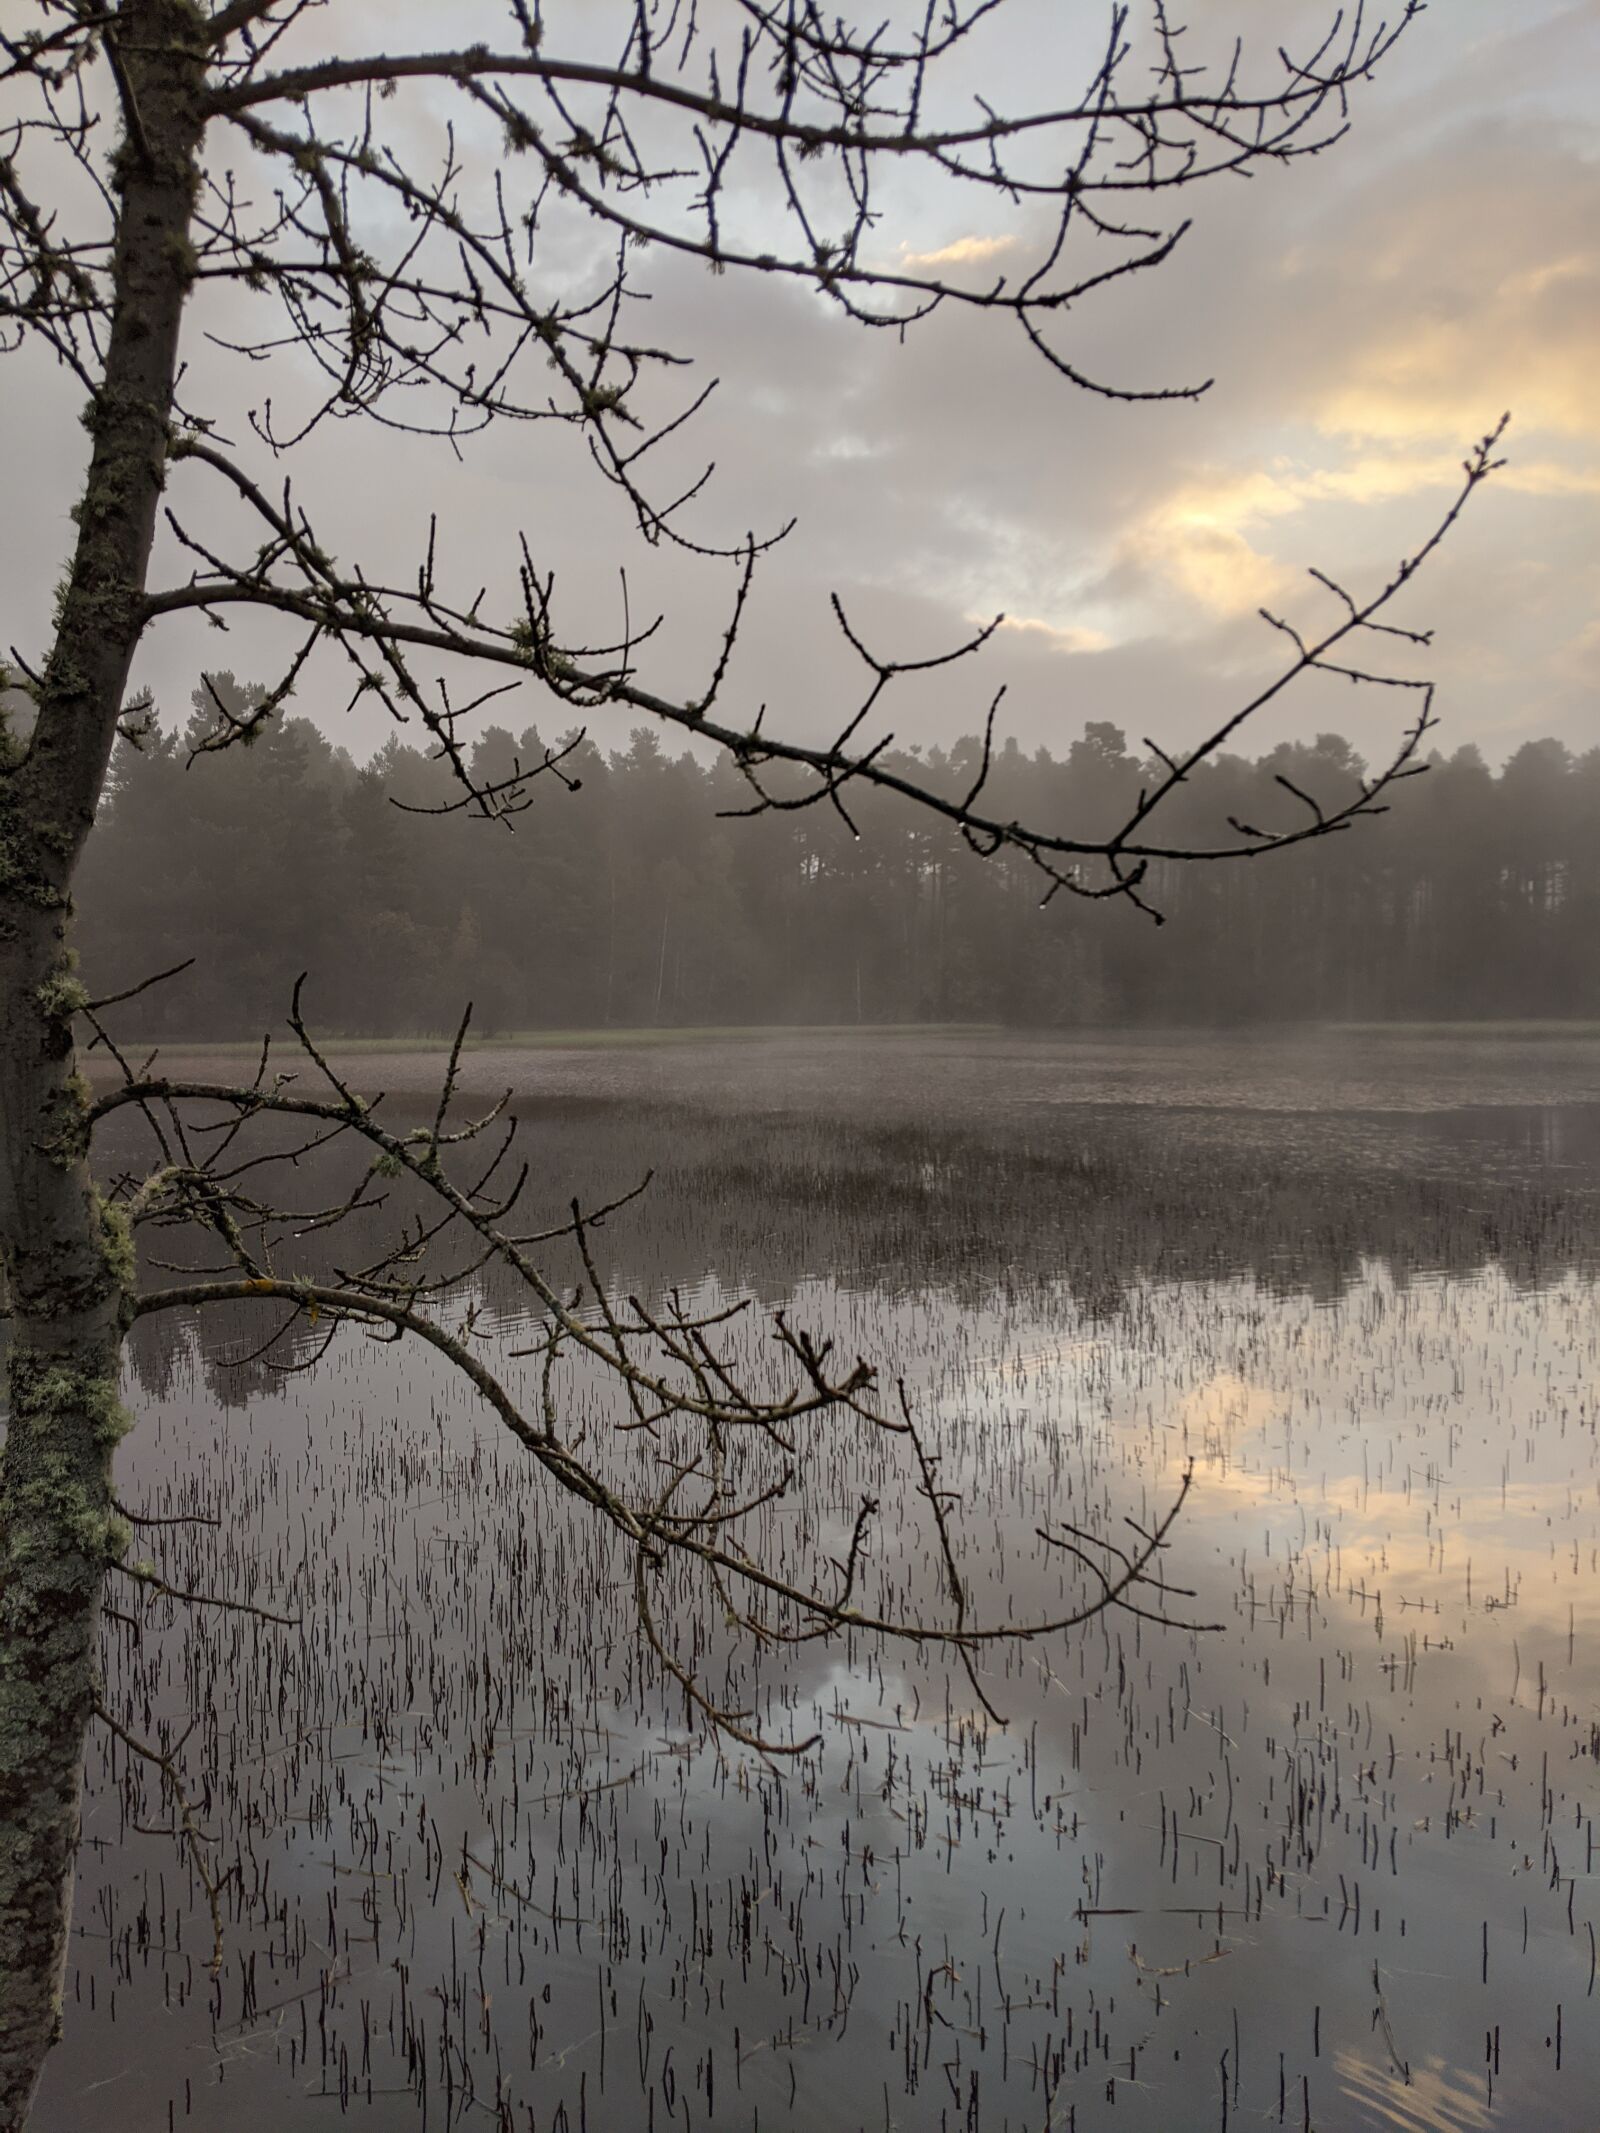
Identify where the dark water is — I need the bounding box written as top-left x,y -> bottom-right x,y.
34,1030 -> 1600,2131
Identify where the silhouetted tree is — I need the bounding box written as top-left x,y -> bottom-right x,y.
72,718 -> 1596,1034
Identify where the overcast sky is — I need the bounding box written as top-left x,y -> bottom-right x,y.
5,0 -> 1597,775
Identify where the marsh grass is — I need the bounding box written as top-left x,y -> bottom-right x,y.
35,1030 -> 1600,2133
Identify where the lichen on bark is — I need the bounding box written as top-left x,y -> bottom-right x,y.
0,6 -> 211,2120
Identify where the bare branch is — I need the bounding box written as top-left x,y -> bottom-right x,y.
93,1703 -> 227,1977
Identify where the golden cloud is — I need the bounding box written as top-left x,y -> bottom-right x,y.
991,614 -> 1112,654
1116,450 -> 1599,619
1316,249 -> 1600,445
1119,484 -> 1298,618
899,233 -> 1019,272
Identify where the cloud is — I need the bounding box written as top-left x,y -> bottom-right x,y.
898,233 -> 1020,272
8,0 -> 1593,780
1119,515 -> 1293,621
1316,288 -> 1600,447
1107,450 -> 1600,624
991,615 -> 1112,655
1281,131 -> 1600,447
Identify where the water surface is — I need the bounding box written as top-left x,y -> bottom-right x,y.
39,1028 -> 1600,2131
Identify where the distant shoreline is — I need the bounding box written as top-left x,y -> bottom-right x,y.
82,1021 -> 1000,1060
80,1017 -> 1600,1062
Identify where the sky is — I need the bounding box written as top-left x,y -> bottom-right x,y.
4,0 -> 1597,777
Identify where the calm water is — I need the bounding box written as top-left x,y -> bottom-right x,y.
37,1030 -> 1600,2131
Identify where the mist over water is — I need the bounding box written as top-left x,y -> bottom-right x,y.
75,713 -> 1600,1037
39,1030 -> 1600,2132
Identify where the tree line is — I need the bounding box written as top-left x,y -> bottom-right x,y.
76,685 -> 1598,1036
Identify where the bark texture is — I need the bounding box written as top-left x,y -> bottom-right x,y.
0,6 -> 207,2122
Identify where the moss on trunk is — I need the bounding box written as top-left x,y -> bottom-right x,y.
0,5 -> 209,2122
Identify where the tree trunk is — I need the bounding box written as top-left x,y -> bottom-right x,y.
0,7 -> 207,2120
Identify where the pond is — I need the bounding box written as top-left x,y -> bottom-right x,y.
37,1027 -> 1600,2131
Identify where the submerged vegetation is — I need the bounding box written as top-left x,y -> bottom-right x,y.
40,1031 -> 1600,2131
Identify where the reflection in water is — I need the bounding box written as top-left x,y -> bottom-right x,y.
1332,2052 -> 1497,2133
25,1035 -> 1600,2130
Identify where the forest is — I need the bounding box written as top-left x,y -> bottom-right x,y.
75,684 -> 1598,1035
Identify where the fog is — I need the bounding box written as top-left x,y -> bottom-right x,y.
78,701 -> 1599,1037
